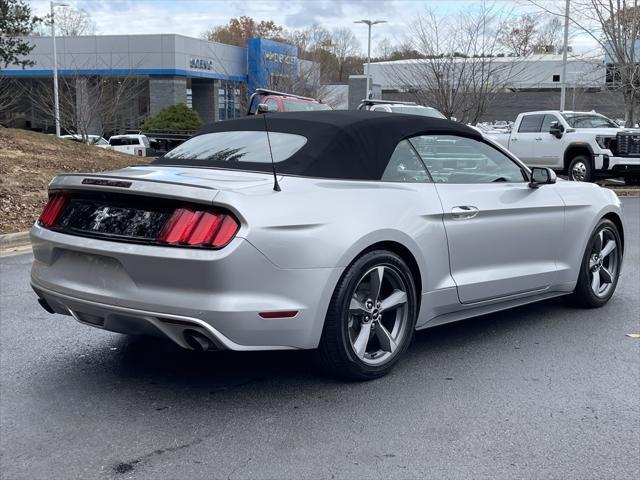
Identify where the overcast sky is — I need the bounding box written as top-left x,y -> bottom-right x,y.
27,0 -> 600,56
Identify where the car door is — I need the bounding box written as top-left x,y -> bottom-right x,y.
534,114 -> 564,168
509,114 -> 544,165
409,134 -> 565,304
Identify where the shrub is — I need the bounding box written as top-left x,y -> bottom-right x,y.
143,103 -> 202,131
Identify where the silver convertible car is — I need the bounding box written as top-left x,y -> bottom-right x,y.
31,111 -> 624,380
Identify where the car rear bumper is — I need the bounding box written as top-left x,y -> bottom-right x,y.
30,224 -> 342,351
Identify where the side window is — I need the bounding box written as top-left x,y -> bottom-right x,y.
518,114 -> 544,133
265,98 -> 279,112
381,140 -> 430,183
541,114 -> 559,132
408,135 -> 526,184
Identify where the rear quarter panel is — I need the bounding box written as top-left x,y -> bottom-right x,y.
215,176 -> 455,296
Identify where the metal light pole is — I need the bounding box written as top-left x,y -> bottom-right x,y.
354,19 -> 387,99
50,1 -> 69,137
559,0 -> 570,111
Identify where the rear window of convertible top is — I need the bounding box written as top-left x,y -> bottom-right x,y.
156,131 -> 307,167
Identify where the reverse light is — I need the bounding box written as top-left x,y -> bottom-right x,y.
159,208 -> 239,248
38,192 -> 69,227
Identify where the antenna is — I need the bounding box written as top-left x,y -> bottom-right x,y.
260,107 -> 281,192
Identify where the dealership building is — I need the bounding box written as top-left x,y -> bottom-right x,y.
0,34 -> 310,133
1,34 -> 634,130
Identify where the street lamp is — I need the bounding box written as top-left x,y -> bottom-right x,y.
50,1 -> 69,137
559,0 -> 570,111
354,19 -> 387,99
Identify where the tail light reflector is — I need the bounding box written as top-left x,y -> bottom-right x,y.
38,193 -> 69,227
159,208 -> 239,248
259,311 -> 299,319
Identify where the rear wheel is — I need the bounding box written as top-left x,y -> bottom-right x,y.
568,155 -> 593,182
316,250 -> 417,380
571,219 -> 622,308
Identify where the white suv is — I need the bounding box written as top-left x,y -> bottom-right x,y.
108,134 -> 152,157
358,99 -> 446,119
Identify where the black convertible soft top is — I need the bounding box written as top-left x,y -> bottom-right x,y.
154,110 -> 482,180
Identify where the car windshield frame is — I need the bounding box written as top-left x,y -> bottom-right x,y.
561,113 -> 619,129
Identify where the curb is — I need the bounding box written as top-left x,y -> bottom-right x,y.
0,231 -> 31,251
605,188 -> 640,197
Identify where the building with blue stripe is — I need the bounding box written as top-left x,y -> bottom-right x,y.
1,34 -> 310,133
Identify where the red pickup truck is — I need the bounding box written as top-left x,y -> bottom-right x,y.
247,88 -> 331,114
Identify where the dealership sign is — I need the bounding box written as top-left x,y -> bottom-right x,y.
264,51 -> 296,65
189,58 -> 214,70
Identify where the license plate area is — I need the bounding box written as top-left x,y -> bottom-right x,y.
54,192 -> 174,242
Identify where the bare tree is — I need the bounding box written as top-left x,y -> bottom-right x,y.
330,27 -> 361,81
498,14 -> 538,56
530,0 -> 639,126
535,17 -> 564,52
34,6 -> 95,36
27,72 -> 146,137
0,76 -> 21,113
384,4 -> 526,123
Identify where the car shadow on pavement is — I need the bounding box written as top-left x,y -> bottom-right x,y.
88,295 -> 574,390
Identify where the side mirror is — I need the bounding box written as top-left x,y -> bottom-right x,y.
257,103 -> 273,114
549,121 -> 564,138
529,167 -> 557,188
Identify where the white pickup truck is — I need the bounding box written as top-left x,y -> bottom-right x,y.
490,111 -> 640,184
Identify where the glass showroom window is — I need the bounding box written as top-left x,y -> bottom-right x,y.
218,81 -> 242,121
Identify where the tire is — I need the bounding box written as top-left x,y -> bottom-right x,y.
567,155 -> 593,182
315,250 -> 418,381
624,175 -> 640,186
571,218 -> 622,308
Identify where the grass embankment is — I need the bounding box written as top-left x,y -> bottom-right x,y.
0,128 -> 148,234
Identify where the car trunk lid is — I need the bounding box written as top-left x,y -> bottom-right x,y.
43,166 -> 270,246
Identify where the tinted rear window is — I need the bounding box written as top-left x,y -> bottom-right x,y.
158,131 -> 307,166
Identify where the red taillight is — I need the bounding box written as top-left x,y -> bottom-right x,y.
158,208 -> 239,248
38,193 -> 69,228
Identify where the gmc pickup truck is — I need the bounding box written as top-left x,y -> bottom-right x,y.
490,110 -> 640,184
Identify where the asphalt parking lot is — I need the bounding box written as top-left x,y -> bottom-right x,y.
1,198 -> 638,480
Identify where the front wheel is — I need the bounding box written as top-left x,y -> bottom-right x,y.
571,219 -> 622,308
568,155 -> 593,182
316,250 -> 418,380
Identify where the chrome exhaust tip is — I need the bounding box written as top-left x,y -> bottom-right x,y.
183,329 -> 214,352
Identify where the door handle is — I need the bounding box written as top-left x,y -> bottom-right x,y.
511,138 -> 518,142
535,137 -> 543,141
451,206 -> 479,219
